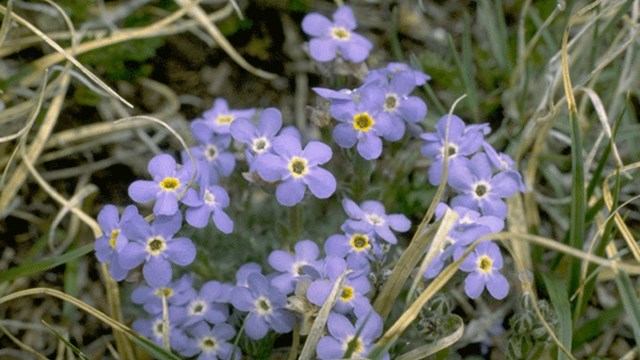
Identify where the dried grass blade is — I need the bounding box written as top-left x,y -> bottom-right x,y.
298,270 -> 351,360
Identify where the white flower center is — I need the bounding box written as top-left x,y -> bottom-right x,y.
472,181 -> 491,199
366,213 -> 384,226
251,136 -> 270,154
254,296 -> 273,316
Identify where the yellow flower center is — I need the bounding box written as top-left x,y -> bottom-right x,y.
160,177 -> 180,191
216,114 -> 234,125
331,27 -> 351,40
344,335 -> 365,355
340,285 -> 355,302
477,255 -> 493,273
349,233 -> 370,252
288,157 -> 308,178
109,229 -> 120,249
353,112 -> 374,132
155,287 -> 174,298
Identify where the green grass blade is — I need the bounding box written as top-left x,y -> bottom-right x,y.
543,274 -> 572,360
567,110 -> 586,300
0,244 -> 93,283
573,304 -> 622,348
613,271 -> 640,348
128,333 -> 183,360
42,320 -> 90,360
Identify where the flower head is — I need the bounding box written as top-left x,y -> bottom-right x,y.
131,274 -> 195,315
254,135 -> 336,206
306,256 -> 372,315
268,240 -> 321,295
119,213 -> 196,287
182,184 -> 233,233
230,273 -> 295,340
365,62 -> 431,87
448,152 -> 520,219
341,199 -> 411,244
459,241 -> 509,299
184,123 -> 235,187
331,85 -> 393,160
229,107 -> 283,168
180,322 -> 240,360
94,204 -> 146,281
301,5 -> 373,63
316,311 -> 387,359
374,71 -> 428,140
172,280 -> 230,328
196,98 -> 255,135
128,154 -> 192,216
420,115 -> 489,186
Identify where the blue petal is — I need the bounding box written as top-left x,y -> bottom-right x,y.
245,313 -> 269,340
165,237 -> 196,266
486,272 -> 509,300
212,210 -> 233,234
301,13 -> 331,36
119,242 -> 146,270
144,256 -> 172,287
258,108 -> 283,136
148,154 -> 176,179
275,179 -> 306,206
305,167 -> 336,199
464,272 -> 485,299
333,124 -> 357,148
309,38 -> 338,62
128,180 -> 158,203
356,133 -> 383,160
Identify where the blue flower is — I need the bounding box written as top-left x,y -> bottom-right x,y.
365,62 -> 431,87
306,256 -> 372,315
195,98 -> 255,135
230,273 -> 295,340
374,71 -> 428,140
131,274 -> 195,315
182,184 -> 233,233
316,311 -> 388,359
448,152 -> 520,219
132,316 -> 190,353
172,280 -> 230,328
341,198 -> 411,244
420,114 -> 489,186
94,204 -> 146,281
324,229 -> 380,262
331,85 -> 392,160
254,135 -> 336,206
268,240 -> 321,295
180,322 -> 240,360
119,213 -> 196,287
459,241 -> 509,299
128,154 -> 192,216
301,6 -> 373,63
183,123 -> 236,187
229,107 -> 283,168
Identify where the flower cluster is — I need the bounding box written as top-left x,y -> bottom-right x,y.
420,115 -> 526,299
91,3 -> 528,358
313,61 -> 428,160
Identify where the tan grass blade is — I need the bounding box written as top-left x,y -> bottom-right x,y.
0,4 -> 132,108
174,0 -> 279,80
298,270 -> 351,360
